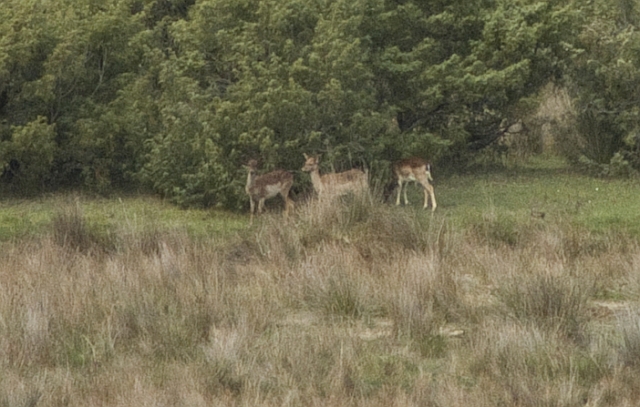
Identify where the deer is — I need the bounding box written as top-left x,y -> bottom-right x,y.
392,157 -> 437,211
301,153 -> 368,199
244,159 -> 294,222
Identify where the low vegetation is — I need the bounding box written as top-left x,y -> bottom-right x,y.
2,165 -> 640,406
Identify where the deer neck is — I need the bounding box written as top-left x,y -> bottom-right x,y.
308,167 -> 324,193
245,171 -> 255,195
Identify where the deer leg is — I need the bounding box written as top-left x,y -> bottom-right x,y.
281,189 -> 293,216
422,184 -> 429,209
429,186 -> 437,211
258,198 -> 266,215
403,182 -> 410,205
424,184 -> 437,211
249,198 -> 256,223
286,197 -> 294,215
396,180 -> 403,205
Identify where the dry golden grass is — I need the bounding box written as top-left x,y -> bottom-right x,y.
2,196 -> 640,406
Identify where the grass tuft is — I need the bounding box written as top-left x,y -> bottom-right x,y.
497,267 -> 590,343
618,310 -> 640,369
51,201 -> 114,254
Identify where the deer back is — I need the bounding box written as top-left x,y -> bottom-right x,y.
302,153 -> 368,196
393,157 -> 432,182
248,169 -> 293,199
317,168 -> 368,196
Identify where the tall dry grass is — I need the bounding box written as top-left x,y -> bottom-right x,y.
2,197 -> 640,406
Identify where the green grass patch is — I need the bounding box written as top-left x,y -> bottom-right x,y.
0,157 -> 638,241
0,194 -> 248,241
431,159 -> 640,238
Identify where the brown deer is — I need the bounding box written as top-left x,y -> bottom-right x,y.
245,159 -> 294,222
301,153 -> 368,198
392,157 -> 437,211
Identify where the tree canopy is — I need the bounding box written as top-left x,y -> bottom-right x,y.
0,0 -> 636,207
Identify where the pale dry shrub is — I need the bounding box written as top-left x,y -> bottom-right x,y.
283,193 -> 439,258
467,320 -> 596,407
0,240 -> 69,367
620,251 -> 640,300
522,222 -> 638,303
252,213 -> 305,271
232,196 -> 373,275
269,326 -> 360,398
290,193 -> 362,247
2,224 -> 273,365
521,220 -> 608,267
120,224 -> 186,257
584,366 -> 640,406
6,196 -> 640,406
295,243 -> 380,319
0,371 -> 43,407
618,310 -> 640,370
387,254 -> 455,339
352,205 -> 441,257
557,227 -> 624,263
496,262 -> 590,342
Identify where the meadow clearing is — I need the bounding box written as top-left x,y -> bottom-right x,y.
2,158 -> 640,406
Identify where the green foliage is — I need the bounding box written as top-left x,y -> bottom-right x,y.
1,0 -> 633,206
1,117 -> 56,190
566,0 -> 640,167
578,152 -> 638,178
0,0 -> 149,189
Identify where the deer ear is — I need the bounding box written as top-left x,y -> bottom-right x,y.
303,153 -> 309,159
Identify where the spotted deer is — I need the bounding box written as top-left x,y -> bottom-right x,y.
301,153 -> 368,199
245,159 -> 294,222
393,157 -> 437,211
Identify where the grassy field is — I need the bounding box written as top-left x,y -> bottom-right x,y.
2,159 -> 640,406
0,194 -> 248,241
